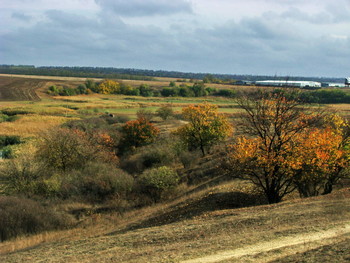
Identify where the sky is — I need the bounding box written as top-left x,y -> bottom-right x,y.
1,0 -> 350,77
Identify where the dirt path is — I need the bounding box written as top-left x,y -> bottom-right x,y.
181,222 -> 350,263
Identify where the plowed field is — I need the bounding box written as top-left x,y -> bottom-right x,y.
0,76 -> 44,101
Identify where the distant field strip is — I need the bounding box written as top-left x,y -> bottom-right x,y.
181,222 -> 350,263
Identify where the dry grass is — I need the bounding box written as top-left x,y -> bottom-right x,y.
1,75 -> 350,262
0,114 -> 78,137
0,179 -> 349,262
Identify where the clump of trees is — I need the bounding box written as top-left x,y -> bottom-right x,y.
48,78 -> 238,99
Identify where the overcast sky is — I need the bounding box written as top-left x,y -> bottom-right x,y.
1,0 -> 350,77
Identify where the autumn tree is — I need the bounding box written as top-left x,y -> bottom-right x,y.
176,102 -> 233,156
227,91 -> 323,203
120,117 -> 160,151
95,79 -> 120,94
288,114 -> 350,197
36,128 -> 118,172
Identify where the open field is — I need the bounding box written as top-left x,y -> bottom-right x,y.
0,180 -> 349,262
0,76 -> 43,101
1,74 -> 350,262
0,74 -> 349,137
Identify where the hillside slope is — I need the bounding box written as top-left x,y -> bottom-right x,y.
1,187 -> 349,263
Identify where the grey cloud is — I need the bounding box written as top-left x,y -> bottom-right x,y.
95,0 -> 192,17
1,8 -> 350,77
11,12 -> 32,21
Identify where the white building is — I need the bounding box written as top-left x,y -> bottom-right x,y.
255,80 -> 322,88
326,83 -> 346,88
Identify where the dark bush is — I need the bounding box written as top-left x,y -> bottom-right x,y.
0,135 -> 21,147
1,109 -> 30,116
0,196 -> 72,241
215,89 -> 236,98
1,146 -> 13,159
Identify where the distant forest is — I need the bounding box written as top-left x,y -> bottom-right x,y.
0,64 -> 344,83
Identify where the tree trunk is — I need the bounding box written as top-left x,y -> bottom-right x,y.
265,188 -> 282,204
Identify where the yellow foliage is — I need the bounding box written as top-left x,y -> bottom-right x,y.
176,102 -> 233,155
96,80 -> 120,94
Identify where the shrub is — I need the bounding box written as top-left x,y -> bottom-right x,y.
215,89 -> 236,98
161,87 -> 178,97
1,146 -> 14,159
156,105 -> 174,120
0,196 -> 72,241
36,128 -> 118,172
32,174 -> 63,198
0,135 -> 21,147
120,142 -> 178,174
0,154 -> 44,195
73,162 -> 134,202
138,166 -> 179,201
0,114 -> 8,122
1,109 -> 30,116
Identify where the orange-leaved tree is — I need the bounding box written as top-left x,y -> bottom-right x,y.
175,102 -> 233,156
227,91 -> 323,203
287,114 -> 350,197
120,117 -> 160,151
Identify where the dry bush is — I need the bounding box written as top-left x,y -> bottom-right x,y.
0,196 -> 73,241
67,162 -> 135,202
0,153 -> 45,195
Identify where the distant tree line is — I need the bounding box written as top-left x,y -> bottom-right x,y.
48,78 -> 350,103
273,89 -> 350,104
0,65 -> 343,83
0,65 -> 154,81
48,79 -> 237,98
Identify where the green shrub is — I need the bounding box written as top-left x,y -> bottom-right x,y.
215,89 -> 236,98
1,109 -> 30,116
0,114 -> 9,122
0,135 -> 21,147
0,196 -> 72,241
138,166 -> 179,201
120,142 -> 178,174
1,146 -> 14,159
